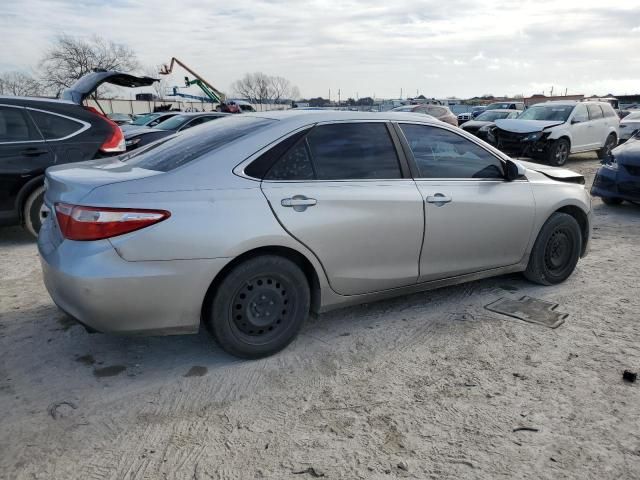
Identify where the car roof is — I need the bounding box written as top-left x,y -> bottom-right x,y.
240,109 -> 443,126
482,109 -> 517,113
0,96 -> 76,106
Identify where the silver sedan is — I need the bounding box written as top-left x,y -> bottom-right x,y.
38,111 -> 592,358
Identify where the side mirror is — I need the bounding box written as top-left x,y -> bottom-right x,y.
505,159 -> 526,181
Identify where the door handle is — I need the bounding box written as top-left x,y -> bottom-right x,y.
281,195 -> 317,212
21,148 -> 49,156
426,193 -> 452,206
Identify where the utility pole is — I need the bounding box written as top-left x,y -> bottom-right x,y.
550,86 -> 554,97
400,87 -> 403,99
328,88 -> 331,103
338,89 -> 341,107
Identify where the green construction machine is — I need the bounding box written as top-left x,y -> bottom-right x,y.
159,58 -> 226,104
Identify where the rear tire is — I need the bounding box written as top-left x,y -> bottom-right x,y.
547,139 -> 570,166
23,185 -> 46,238
207,255 -> 310,359
597,134 -> 617,160
524,212 -> 582,285
601,196 -> 623,206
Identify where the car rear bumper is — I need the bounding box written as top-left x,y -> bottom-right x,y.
591,164 -> 640,202
38,218 -> 230,335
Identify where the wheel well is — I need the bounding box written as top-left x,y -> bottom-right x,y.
555,205 -> 589,257
201,246 -> 322,323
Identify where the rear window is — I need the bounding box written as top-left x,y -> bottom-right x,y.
122,116 -> 274,172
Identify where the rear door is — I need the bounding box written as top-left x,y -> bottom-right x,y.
0,105 -> 53,218
587,104 -> 607,149
397,123 -> 535,281
260,121 -> 424,295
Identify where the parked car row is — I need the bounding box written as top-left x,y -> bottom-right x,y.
390,104 -> 458,126
123,112 -> 228,150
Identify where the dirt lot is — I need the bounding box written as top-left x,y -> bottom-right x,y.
1,154 -> 639,480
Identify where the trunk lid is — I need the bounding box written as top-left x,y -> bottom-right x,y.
60,70 -> 158,104
495,119 -> 564,134
44,157 -> 162,206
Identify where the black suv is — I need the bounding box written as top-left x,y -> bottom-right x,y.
0,71 -> 157,236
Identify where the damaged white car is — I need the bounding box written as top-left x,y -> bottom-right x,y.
489,101 -> 619,166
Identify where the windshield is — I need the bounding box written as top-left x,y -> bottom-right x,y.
131,113 -> 159,126
152,114 -> 191,130
391,106 -> 415,112
476,111 -> 512,121
485,103 -> 512,110
122,116 -> 275,172
518,105 -> 574,122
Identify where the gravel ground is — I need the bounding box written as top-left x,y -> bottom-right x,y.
1,154 -> 639,480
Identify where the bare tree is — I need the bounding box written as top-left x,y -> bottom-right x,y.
40,34 -> 140,96
0,71 -> 43,96
232,72 -> 299,107
269,76 -> 300,104
145,65 -> 171,100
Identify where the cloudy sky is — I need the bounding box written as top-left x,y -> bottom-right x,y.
1,0 -> 639,100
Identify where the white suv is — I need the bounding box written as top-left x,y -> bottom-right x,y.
490,101 -> 619,166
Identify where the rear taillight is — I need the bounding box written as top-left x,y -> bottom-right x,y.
55,203 -> 170,241
83,106 -> 125,153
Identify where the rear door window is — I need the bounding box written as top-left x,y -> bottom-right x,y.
265,139 -> 315,180
305,123 -> 401,179
123,116 -> 274,172
587,104 -> 604,120
602,104 -> 617,118
28,109 -> 85,140
0,106 -> 41,142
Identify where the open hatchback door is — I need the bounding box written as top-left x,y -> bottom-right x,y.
60,70 -> 158,104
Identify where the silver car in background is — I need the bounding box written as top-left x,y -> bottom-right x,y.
38,111 -> 592,358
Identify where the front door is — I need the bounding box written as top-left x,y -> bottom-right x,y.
260,121 -> 424,295
569,103 -> 591,151
397,123 -> 536,282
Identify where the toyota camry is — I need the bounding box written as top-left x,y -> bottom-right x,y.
38,111 -> 592,358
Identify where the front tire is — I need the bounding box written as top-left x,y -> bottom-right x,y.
207,255 -> 310,359
524,212 -> 582,285
547,139 -> 570,166
23,185 -> 46,238
597,134 -> 617,160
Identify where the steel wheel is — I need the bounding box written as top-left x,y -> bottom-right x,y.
524,212 -> 582,285
544,228 -> 572,275
208,255 -> 310,358
230,274 -> 294,343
